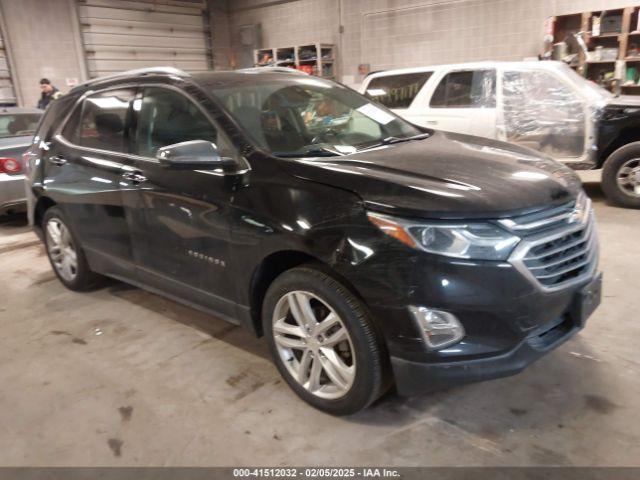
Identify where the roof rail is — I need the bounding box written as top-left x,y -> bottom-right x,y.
237,67 -> 308,75
72,67 -> 190,91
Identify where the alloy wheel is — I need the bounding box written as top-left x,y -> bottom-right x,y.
46,218 -> 78,282
272,291 -> 356,399
617,158 -> 640,198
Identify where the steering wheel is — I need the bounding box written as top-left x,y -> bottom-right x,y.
310,127 -> 340,145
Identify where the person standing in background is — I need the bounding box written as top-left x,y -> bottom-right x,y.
37,78 -> 62,110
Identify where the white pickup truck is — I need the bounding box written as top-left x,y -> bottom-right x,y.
361,61 -> 640,208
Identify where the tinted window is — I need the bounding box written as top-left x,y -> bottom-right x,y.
61,104 -> 81,143
73,89 -> 135,152
0,113 -> 41,138
40,94 -> 78,142
134,87 -> 217,158
430,70 -> 496,108
365,72 -> 433,109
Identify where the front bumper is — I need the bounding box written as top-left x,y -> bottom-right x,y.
338,224 -> 601,396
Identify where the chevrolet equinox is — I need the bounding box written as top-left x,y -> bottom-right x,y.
25,67 -> 602,414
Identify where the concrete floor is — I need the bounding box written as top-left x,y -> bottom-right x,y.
0,182 -> 638,467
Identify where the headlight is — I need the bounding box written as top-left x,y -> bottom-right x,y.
367,212 -> 520,260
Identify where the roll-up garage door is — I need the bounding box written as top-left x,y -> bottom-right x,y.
77,0 -> 212,78
0,26 -> 16,105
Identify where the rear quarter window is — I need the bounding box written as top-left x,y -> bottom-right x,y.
365,72 -> 432,109
38,93 -> 79,142
0,113 -> 42,138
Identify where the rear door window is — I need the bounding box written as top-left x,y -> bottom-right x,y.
365,72 -> 433,109
65,89 -> 136,153
430,70 -> 496,108
0,113 -> 42,138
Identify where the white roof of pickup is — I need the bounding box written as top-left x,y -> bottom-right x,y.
365,60 -> 567,79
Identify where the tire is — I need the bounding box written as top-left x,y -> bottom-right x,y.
42,206 -> 101,291
602,143 -> 640,209
263,265 -> 388,415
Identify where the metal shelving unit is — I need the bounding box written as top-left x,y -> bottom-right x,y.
548,6 -> 640,95
254,43 -> 335,79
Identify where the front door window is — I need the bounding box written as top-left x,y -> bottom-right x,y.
134,87 -> 217,158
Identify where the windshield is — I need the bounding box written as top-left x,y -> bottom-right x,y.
0,113 -> 41,139
209,76 -> 423,157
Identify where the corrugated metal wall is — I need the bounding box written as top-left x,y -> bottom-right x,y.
0,20 -> 16,105
76,0 -> 212,78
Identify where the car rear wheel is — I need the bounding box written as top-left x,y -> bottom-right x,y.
263,265 -> 388,415
43,207 -> 101,290
602,143 -> 640,209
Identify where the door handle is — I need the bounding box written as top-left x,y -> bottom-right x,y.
48,155 -> 67,166
426,120 -> 439,125
122,171 -> 148,184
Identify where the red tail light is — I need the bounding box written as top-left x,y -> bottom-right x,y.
0,157 -> 23,174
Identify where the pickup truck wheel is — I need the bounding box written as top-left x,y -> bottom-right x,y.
43,207 -> 101,291
263,265 -> 387,415
602,144 -> 640,208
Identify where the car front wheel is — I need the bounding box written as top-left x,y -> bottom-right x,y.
602,143 -> 640,209
263,265 -> 388,415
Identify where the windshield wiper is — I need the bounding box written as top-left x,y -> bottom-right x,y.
272,133 -> 430,158
272,146 -> 346,158
358,133 -> 430,151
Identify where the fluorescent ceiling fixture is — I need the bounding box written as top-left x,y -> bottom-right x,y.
334,145 -> 357,154
366,88 -> 387,96
295,77 -> 331,88
512,171 -> 548,181
86,96 -> 129,110
90,176 -> 112,184
296,219 -> 311,230
356,103 -> 395,125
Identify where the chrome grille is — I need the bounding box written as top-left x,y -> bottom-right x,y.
506,194 -> 598,291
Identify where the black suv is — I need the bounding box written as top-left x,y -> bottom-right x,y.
25,67 -> 602,414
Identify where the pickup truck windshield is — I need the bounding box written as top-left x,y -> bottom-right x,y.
210,76 -> 423,157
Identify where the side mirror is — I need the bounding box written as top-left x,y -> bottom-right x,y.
156,140 -> 236,170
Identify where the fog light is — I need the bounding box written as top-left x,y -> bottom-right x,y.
409,306 -> 465,350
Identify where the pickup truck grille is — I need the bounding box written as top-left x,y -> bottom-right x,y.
505,193 -> 598,291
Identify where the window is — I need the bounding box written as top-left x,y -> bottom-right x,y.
134,87 -> 217,158
365,72 -> 433,109
0,113 -> 41,139
430,70 -> 496,108
61,104 -> 81,143
210,78 -> 421,156
68,89 -> 135,152
501,70 -> 585,158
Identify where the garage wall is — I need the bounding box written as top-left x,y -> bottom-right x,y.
0,4 -> 16,105
0,0 -> 85,108
209,0 -> 232,69
229,0 -> 339,54
228,0 -> 640,87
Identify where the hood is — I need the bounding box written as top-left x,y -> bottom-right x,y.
606,95 -> 640,108
283,131 -> 582,220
